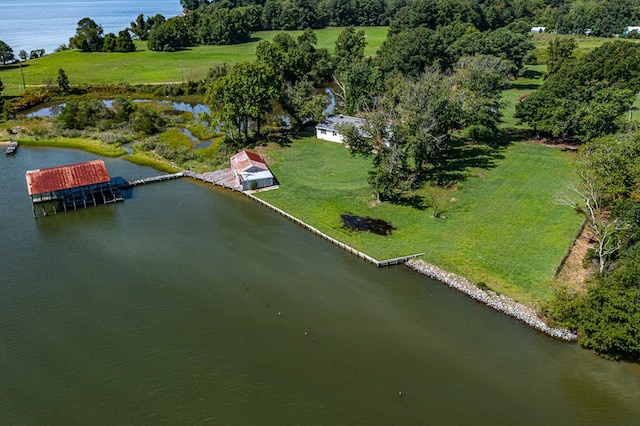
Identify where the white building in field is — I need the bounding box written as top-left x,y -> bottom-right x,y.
530,26 -> 546,33
315,115 -> 364,143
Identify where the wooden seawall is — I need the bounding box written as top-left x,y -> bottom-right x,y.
245,193 -> 423,267
181,168 -> 422,267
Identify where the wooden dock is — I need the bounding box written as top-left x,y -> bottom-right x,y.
128,172 -> 185,186
183,169 -> 241,191
5,141 -> 18,155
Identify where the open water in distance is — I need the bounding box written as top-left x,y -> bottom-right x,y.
0,0 -> 183,55
2,148 -> 640,424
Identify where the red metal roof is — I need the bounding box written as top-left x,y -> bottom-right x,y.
25,160 -> 111,196
230,150 -> 268,173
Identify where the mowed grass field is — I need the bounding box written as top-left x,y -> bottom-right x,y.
0,27 -> 388,95
257,137 -> 582,306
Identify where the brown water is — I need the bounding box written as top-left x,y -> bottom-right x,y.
1,148 -> 639,424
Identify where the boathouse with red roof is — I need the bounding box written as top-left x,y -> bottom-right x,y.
25,159 -> 124,216
230,150 -> 277,191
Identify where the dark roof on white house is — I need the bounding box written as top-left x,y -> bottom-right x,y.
316,115 -> 364,131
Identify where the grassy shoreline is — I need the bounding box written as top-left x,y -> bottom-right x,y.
256,137 -> 581,306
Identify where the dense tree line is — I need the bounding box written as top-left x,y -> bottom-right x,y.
69,18 -> 135,52
515,40 -> 640,142
179,0 -> 640,37
59,0 -> 640,54
547,130 -> 640,362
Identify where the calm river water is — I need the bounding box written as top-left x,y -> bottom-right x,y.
0,0 -> 183,55
2,147 -> 640,424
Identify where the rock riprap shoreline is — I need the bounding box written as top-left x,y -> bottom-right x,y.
405,259 -> 578,341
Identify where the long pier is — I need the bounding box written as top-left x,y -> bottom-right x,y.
128,172 -> 185,186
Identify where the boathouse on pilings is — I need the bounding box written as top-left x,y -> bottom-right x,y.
25,159 -> 125,217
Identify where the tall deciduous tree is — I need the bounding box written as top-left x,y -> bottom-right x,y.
114,30 -> 135,52
280,80 -> 329,130
377,27 -> 451,76
334,26 -> 366,72
205,62 -> 278,140
340,101 -> 410,203
147,17 -> 191,52
0,40 -> 15,65
546,37 -> 577,78
69,18 -> 104,52
334,58 -> 382,115
454,54 -> 511,141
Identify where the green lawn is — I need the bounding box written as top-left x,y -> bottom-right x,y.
0,27 -> 388,96
257,137 -> 582,305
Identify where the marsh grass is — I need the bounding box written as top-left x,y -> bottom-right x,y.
123,151 -> 180,173
17,137 -> 126,156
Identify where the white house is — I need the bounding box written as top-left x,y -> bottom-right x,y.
230,150 -> 276,191
315,115 -> 364,143
530,26 -> 546,33
624,26 -> 640,35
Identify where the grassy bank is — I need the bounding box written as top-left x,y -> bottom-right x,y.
16,137 -> 126,156
257,137 -> 582,305
0,27 -> 388,96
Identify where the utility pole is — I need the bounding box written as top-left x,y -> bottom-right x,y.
18,60 -> 26,91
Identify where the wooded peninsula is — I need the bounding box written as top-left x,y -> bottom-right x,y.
1,0 -> 640,362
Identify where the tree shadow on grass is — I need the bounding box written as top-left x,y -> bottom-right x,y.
419,129 -> 530,185
264,132 -> 292,147
511,83 -> 541,91
522,68 -> 543,80
387,193 -> 427,210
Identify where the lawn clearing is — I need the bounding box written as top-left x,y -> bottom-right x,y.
257,137 -> 582,306
0,27 -> 388,96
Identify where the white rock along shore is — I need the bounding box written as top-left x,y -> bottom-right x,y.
405,259 -> 578,341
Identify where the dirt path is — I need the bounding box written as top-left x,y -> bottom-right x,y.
556,223 -> 593,292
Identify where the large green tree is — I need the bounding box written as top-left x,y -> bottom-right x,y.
0,40 -> 15,65
546,37 -> 577,78
377,27 -> 451,76
69,18 -> 104,52
516,41 -> 640,141
148,17 -> 191,52
205,62 -> 278,140
453,54 -> 511,141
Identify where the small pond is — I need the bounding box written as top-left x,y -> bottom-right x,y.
24,88 -> 336,122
